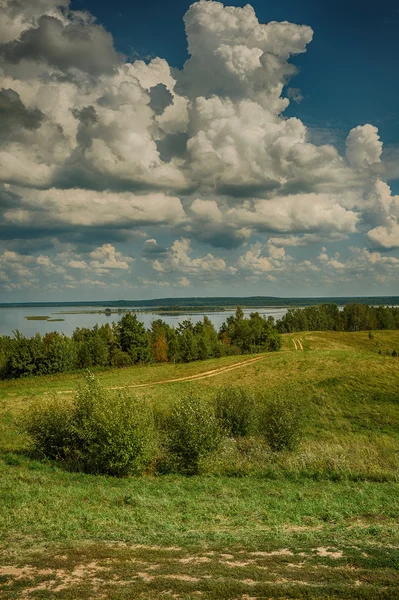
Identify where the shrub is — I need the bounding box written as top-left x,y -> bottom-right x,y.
109,348 -> 132,367
259,394 -> 304,452
164,394 -> 222,475
22,373 -> 156,476
214,386 -> 256,437
22,397 -> 75,461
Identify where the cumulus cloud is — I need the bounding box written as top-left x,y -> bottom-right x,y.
362,181 -> 399,249
1,13 -> 121,76
236,240 -> 294,278
2,188 -> 186,229
367,223 -> 399,249
141,238 -> 169,260
346,125 -> 383,169
152,238 -> 226,275
0,87 -> 44,132
228,193 -> 359,234
0,0 -> 397,296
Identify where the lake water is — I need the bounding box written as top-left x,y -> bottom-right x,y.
0,306 -> 290,337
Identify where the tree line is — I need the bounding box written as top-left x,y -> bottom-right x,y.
0,308 -> 281,379
2,303 -> 398,380
277,303 -> 399,333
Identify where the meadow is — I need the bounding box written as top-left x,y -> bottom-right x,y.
0,331 -> 398,599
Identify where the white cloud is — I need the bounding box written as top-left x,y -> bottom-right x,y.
363,180 -> 399,249
346,125 -> 383,169
0,0 -> 397,297
229,193 -> 359,234
3,188 -> 186,228
367,223 -> 399,249
152,238 -> 226,275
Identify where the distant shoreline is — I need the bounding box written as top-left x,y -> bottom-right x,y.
1,295 -> 399,310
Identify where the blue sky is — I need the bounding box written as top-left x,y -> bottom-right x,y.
0,0 -> 398,300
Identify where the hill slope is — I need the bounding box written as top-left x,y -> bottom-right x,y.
0,331 -> 398,599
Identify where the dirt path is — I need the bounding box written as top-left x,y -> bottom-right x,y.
57,355 -> 266,395
292,338 -> 304,351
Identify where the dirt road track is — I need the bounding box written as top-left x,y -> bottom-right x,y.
292,338 -> 304,350
57,355 -> 266,395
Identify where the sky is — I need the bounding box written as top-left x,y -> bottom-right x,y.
0,0 -> 398,301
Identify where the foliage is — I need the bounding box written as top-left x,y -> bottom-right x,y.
259,393 -> 304,452
0,309 -> 281,380
22,373 -> 156,476
9,330 -> 399,484
117,313 -> 151,364
164,394 -> 222,474
150,320 -> 169,363
214,386 -> 257,437
220,308 -> 282,353
21,397 -> 75,462
277,302 -> 399,333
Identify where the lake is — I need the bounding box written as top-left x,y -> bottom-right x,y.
0,306 -> 290,337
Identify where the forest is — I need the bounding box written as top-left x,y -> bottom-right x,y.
0,308 -> 281,379
277,302 -> 399,333
2,303 -> 399,380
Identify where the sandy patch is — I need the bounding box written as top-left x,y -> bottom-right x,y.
179,556 -> 211,564
241,579 -> 257,586
164,574 -> 200,582
137,572 -> 155,582
222,560 -> 253,568
250,549 -> 293,557
0,566 -> 53,579
315,547 -> 343,559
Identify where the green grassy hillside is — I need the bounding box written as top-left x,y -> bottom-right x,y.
0,331 -> 398,598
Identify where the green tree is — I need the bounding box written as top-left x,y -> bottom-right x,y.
166,328 -> 180,363
117,313 -> 151,364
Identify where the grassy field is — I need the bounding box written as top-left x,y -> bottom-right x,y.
0,331 -> 398,599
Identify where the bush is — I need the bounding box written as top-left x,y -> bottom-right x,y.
164,394 -> 222,475
22,397 -> 75,461
22,373 -> 156,476
214,386 -> 256,437
259,394 -> 304,452
109,348 -> 132,367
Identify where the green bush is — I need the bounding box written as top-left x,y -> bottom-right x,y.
164,394 -> 223,475
259,394 -> 304,452
214,386 -> 256,437
22,397 -> 75,462
22,373 -> 156,476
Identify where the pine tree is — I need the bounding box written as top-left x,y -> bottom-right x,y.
117,313 -> 151,363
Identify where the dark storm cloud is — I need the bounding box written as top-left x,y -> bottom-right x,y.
0,185 -> 23,209
149,83 -> 173,116
0,15 -> 121,75
72,105 -> 98,148
193,229 -> 247,250
141,239 -> 168,259
217,181 -> 281,198
0,88 -> 44,133
156,132 -> 188,162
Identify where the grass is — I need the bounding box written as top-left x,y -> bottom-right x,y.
0,331 -> 398,598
